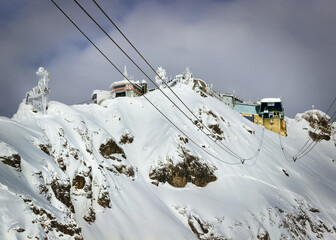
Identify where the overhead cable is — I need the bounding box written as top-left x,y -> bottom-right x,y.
73,0 -> 263,162
50,0 -> 247,165
293,96 -> 336,160
280,96 -> 336,161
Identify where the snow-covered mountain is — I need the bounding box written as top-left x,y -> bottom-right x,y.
0,82 -> 335,240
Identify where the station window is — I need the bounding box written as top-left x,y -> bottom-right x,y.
114,84 -> 126,89
116,92 -> 126,97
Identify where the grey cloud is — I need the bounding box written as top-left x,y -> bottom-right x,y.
0,0 -> 335,118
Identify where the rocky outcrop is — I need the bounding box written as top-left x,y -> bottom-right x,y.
39,143 -> 52,156
100,139 -> 126,159
208,124 -> 224,140
193,106 -> 226,141
23,198 -> 82,239
174,206 -> 228,240
174,199 -> 335,240
114,164 -> 135,178
276,200 -> 334,239
300,111 -> 331,142
83,207 -> 96,224
72,167 -> 93,199
119,132 -> 134,145
257,231 -> 270,240
0,153 -> 21,172
149,147 -> 217,188
51,179 -> 75,213
56,157 -> 67,172
72,175 -> 85,190
97,188 -> 111,208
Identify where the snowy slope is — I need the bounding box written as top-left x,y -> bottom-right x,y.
0,82 -> 335,240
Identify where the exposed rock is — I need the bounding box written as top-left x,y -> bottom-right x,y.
300,111 -> 331,142
188,215 -> 210,239
243,125 -> 255,135
177,201 -> 334,239
69,147 -> 80,160
14,227 -> 25,233
50,220 -> 82,238
74,127 -> 94,155
193,119 -> 204,130
72,169 -> 93,200
309,131 -> 330,142
119,132 -> 134,145
179,135 -> 189,144
193,106 -> 226,141
113,164 -> 135,178
282,169 -> 289,177
175,206 -> 228,240
309,207 -> 320,213
39,144 -> 51,156
39,184 -> 51,201
194,107 -> 223,133
56,157 -> 66,172
100,139 -> 126,159
110,156 -> 122,162
83,207 -> 96,224
277,199 -> 332,239
50,179 -> 75,213
72,175 -> 85,190
149,147 -> 217,188
71,170 -> 93,207
257,229 -> 270,240
97,189 -> 111,208
303,111 -> 330,130
24,199 -> 82,239
207,110 -> 218,119
106,166 -> 117,174
247,129 -> 255,134
86,148 -> 92,154
0,154 -> 21,172
83,182 -> 93,200
208,124 -> 224,140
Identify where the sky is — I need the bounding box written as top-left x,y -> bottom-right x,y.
0,0 -> 335,118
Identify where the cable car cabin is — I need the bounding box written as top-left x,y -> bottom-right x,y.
110,80 -> 147,99
258,98 -> 287,136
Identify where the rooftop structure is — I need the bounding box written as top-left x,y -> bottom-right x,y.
259,98 -> 284,119
217,93 -> 244,108
110,66 -> 147,98
91,66 -> 148,104
235,103 -> 259,123
110,79 -> 147,98
261,98 -> 281,103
